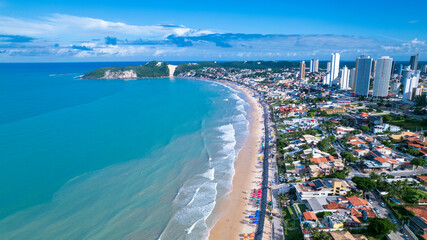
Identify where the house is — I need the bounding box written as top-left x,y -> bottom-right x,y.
329,231 -> 367,240
353,149 -> 370,157
295,179 -> 351,200
374,146 -> 392,156
408,216 -> 427,239
303,134 -> 321,145
337,126 -> 355,135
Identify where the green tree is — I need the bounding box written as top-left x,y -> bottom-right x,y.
414,95 -> 427,107
312,230 -> 331,240
405,188 -> 427,203
352,177 -> 377,197
411,158 -> 427,169
406,149 -> 420,157
367,218 -> 396,238
360,125 -> 370,132
341,151 -> 356,163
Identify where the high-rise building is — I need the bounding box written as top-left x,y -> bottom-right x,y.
352,57 -> 360,91
397,64 -> 403,76
310,59 -> 319,73
410,53 -> 419,71
389,81 -> 400,96
422,64 -> 427,74
354,56 -> 373,96
391,61 -> 396,75
339,66 -> 350,90
349,68 -> 356,90
300,61 -> 306,80
326,62 -> 331,72
328,53 -> 340,86
309,59 -> 313,73
323,73 -> 330,85
402,66 -> 420,101
371,60 -> 376,77
373,56 -> 393,97
402,66 -> 413,83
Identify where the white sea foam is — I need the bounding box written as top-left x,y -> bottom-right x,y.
201,168 -> 215,181
187,187 -> 200,206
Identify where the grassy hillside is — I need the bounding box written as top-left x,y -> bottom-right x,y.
83,61 -> 169,78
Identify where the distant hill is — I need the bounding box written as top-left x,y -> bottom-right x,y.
82,60 -> 302,79
174,61 -> 300,76
82,61 -> 170,79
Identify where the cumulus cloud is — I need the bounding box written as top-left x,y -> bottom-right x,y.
0,14 -> 425,61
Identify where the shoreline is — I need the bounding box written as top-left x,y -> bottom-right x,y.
207,80 -> 265,240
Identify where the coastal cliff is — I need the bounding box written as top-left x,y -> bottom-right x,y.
82,61 -> 171,79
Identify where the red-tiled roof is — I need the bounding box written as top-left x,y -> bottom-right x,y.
303,211 -> 318,221
324,202 -> 346,209
310,157 -> 329,164
347,196 -> 369,207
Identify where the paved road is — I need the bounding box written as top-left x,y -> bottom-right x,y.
255,102 -> 270,240
265,120 -> 284,240
366,191 -> 405,240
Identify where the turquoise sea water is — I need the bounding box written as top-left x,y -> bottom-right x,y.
0,63 -> 250,239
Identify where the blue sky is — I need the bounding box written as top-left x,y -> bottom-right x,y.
0,0 -> 426,62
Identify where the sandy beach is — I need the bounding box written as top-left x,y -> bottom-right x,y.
209,82 -> 265,240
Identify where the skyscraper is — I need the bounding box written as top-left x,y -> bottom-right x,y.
349,68 -> 356,90
391,61 -> 396,75
372,56 -> 393,97
354,56 -> 373,96
328,53 -> 340,86
402,66 -> 420,101
371,60 -> 376,77
352,56 -> 360,91
309,59 -> 313,73
310,59 -> 319,73
300,61 -> 306,80
397,64 -> 403,76
326,62 -> 331,72
410,53 -> 419,71
339,66 -> 350,90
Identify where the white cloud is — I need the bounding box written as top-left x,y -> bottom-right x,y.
0,14 -> 425,61
409,20 -> 419,24
0,14 -> 212,40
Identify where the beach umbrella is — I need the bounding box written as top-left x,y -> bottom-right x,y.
250,233 -> 255,237
249,216 -> 253,218
243,233 -> 248,237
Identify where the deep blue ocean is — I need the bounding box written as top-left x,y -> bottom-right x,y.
0,62 -> 249,239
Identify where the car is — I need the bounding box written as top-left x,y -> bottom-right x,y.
380,202 -> 385,207
374,207 -> 379,212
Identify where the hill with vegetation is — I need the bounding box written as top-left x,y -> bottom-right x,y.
82,61 -> 170,79
174,61 -> 301,76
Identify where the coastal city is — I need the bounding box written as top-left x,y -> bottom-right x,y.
175,54 -> 427,240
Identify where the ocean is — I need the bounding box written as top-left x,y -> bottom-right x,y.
0,62 -> 250,239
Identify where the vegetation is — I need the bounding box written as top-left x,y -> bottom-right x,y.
312,230 -> 331,240
382,114 -> 427,131
405,188 -> 427,203
174,61 -> 301,76
367,218 -> 396,239
83,61 -> 170,78
341,151 -> 357,163
352,177 -> 376,197
411,158 -> 427,169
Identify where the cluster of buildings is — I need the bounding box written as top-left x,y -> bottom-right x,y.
290,178 -> 379,238
295,53 -> 427,101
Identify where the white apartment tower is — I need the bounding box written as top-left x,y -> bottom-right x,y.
339,66 -> 350,90
372,56 -> 393,97
328,53 -> 340,86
